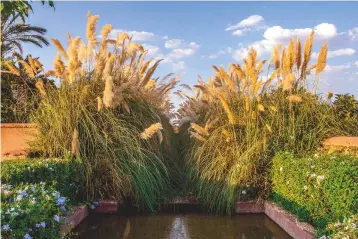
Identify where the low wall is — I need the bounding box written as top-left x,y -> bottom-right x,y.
1,123 -> 38,160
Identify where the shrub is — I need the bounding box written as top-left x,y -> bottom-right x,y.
175,31 -> 356,213
26,13 -> 179,212
1,157 -> 84,204
326,214 -> 358,239
1,183 -> 71,239
272,152 -> 358,234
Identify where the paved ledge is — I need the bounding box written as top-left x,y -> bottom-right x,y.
93,200 -> 119,213
323,136 -> 358,149
163,196 -> 199,205
264,201 -> 315,239
235,201 -> 264,214
0,123 -> 38,128
60,205 -> 89,236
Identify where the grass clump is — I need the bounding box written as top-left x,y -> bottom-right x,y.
175,31 -> 358,214
25,12 -> 179,212
272,152 -> 358,236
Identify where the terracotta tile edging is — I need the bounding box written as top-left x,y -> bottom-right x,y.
264,201 -> 315,239
60,200 -> 315,239
60,205 -> 89,236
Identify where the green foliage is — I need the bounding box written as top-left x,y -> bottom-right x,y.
271,152 -> 358,234
333,94 -> 358,135
326,214 -> 358,239
186,89 -> 351,214
1,157 -> 85,204
0,0 -> 54,23
1,183 -> 70,239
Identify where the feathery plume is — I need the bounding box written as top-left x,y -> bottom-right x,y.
35,79 -> 46,96
302,30 -> 314,73
140,123 -> 163,140
218,95 -> 235,124
5,61 -> 20,76
316,43 -> 328,74
51,38 -> 69,61
103,75 -> 114,108
18,60 -> 35,78
295,38 -> 301,71
97,97 -> 103,112
287,95 -> 303,103
327,91 -> 334,100
190,131 -> 206,142
191,123 -> 209,136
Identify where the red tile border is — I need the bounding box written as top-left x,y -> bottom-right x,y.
60,200 -> 316,239
235,201 -> 264,214
93,200 -> 118,213
264,201 -> 315,239
60,205 -> 89,236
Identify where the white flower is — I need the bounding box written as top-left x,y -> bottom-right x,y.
330,156 -> 336,160
286,181 -> 289,185
28,228 -> 32,232
40,182 -> 45,186
54,215 -> 60,222
310,173 -> 317,178
303,186 -> 308,191
27,167 -> 31,170
53,191 -> 60,198
10,207 -> 15,211
40,222 -> 46,228
30,185 -> 36,191
2,224 -> 11,231
45,164 -> 49,168
36,224 -> 41,228
280,167 -> 283,172
311,165 -> 315,169
24,233 -> 32,239
317,175 -> 325,182
314,153 -> 319,158
16,194 -> 23,201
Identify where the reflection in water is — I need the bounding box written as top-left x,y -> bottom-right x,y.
168,216 -> 190,239
71,213 -> 292,239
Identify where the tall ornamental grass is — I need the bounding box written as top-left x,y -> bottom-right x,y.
175,31 -> 358,214
22,13 -> 180,212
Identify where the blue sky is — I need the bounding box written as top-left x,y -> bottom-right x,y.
24,2 -> 358,103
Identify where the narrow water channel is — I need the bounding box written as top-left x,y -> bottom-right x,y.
71,213 -> 292,239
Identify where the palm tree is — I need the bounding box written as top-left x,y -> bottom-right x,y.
1,13 -> 50,59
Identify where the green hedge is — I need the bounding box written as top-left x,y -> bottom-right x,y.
271,152 -> 358,233
1,157 -> 85,204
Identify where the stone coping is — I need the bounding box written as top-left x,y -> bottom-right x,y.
63,199 -> 315,239
0,123 -> 38,128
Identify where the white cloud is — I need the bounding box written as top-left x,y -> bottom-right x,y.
233,39 -> 273,61
110,29 -> 157,41
232,23 -> 340,61
232,28 -> 251,37
355,61 -> 358,68
348,27 -> 358,41
172,61 -> 186,71
226,15 -> 264,31
263,23 -> 337,44
142,44 -> 162,57
324,64 -> 351,73
208,47 -> 232,59
312,48 -> 356,59
165,42 -> 200,62
165,39 -> 184,49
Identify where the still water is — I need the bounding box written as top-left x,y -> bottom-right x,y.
71,213 -> 292,239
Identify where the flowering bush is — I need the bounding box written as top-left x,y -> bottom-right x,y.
1,183 -> 72,239
326,214 -> 358,239
272,152 -> 358,235
1,156 -> 84,203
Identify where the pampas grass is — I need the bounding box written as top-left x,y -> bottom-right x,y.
175,30 -> 356,214
30,13 -> 179,212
